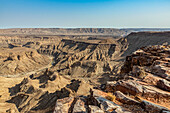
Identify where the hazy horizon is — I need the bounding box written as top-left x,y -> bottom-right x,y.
1,27 -> 170,29
1,0 -> 170,28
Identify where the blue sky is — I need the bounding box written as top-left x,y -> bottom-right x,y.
0,0 -> 170,28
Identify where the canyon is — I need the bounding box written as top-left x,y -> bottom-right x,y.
0,28 -> 169,113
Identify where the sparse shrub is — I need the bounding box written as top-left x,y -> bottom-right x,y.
105,92 -> 116,102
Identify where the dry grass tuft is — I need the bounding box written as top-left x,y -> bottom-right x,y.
105,92 -> 116,102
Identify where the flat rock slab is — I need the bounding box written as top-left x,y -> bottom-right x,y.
95,96 -> 131,113
157,79 -> 170,91
141,100 -> 170,113
115,91 -> 140,105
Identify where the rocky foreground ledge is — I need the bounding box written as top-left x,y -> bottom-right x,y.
54,45 -> 170,113
54,89 -> 132,113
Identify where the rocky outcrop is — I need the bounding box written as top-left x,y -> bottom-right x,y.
115,91 -> 140,105
106,45 -> 170,112
157,79 -> 170,91
141,100 -> 169,113
54,89 -> 131,113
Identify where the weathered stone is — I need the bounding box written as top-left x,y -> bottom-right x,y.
157,79 -> 170,91
94,96 -> 131,113
153,60 -> 170,67
73,98 -> 87,113
141,100 -> 169,113
142,73 -> 161,85
115,91 -> 140,105
141,85 -> 170,104
161,110 -> 170,113
113,107 -> 132,113
93,89 -> 109,97
132,66 -> 146,79
151,65 -> 170,81
95,96 -> 118,112
86,89 -> 101,107
105,81 -> 117,92
89,105 -> 104,113
106,79 -> 170,105
106,80 -> 143,95
54,97 -> 74,113
113,45 -> 170,112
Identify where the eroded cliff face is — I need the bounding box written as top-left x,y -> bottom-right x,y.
36,31 -> 170,79
0,47 -> 50,76
0,35 -> 127,84
37,39 -> 125,78
123,32 -> 170,56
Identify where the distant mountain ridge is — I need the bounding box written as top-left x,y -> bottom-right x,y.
0,28 -> 170,36
0,28 -> 128,36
